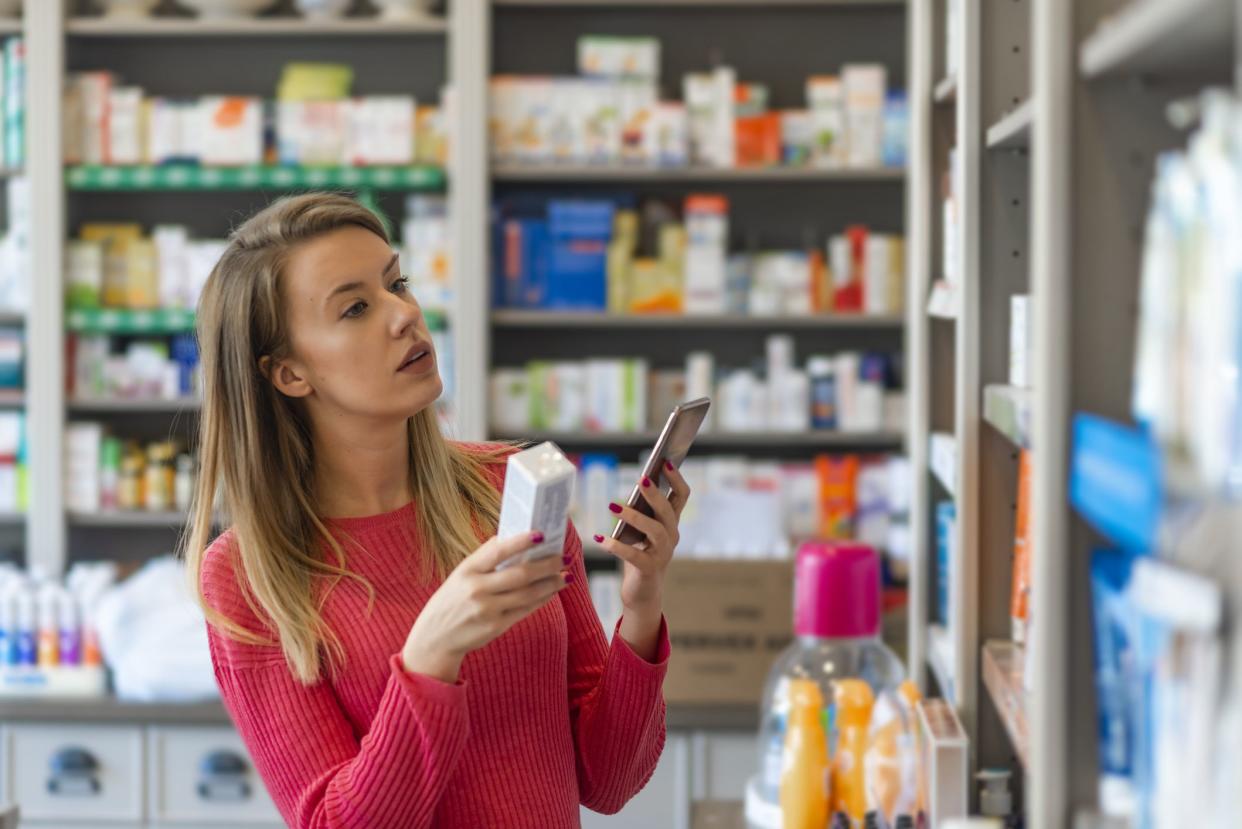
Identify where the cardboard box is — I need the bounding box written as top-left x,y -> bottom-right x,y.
662,559 -> 794,706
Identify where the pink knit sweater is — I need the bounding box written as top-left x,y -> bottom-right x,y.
200,449 -> 670,828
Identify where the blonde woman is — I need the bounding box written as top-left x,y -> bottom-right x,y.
185,193 -> 688,828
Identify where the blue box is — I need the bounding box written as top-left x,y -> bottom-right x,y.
935,500 -> 956,625
543,200 -> 613,310
496,218 -> 548,309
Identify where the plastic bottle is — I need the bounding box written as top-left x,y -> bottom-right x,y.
57,587 -> 81,666
14,582 -> 35,666
753,542 -> 905,809
779,678 -> 831,829
0,581 -> 16,667
977,769 -> 1020,828
36,582 -> 59,667
832,678 -> 875,827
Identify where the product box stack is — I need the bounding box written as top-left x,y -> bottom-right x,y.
490,35 -> 905,171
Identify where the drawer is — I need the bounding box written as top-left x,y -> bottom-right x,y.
147,726 -> 280,825
2,724 -> 144,822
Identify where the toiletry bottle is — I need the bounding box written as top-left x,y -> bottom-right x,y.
779,678 -> 830,829
58,587 -> 81,667
977,768 -> 1021,828
832,677 -> 876,827
0,581 -> 15,667
14,583 -> 35,666
36,582 -> 59,667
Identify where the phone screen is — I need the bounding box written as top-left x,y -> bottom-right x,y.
611,398 -> 710,546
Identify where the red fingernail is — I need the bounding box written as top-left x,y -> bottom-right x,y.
642,476 -> 652,488
609,502 -> 623,514
564,572 -> 575,585
532,532 -> 545,543
593,534 -> 605,543
665,460 -> 675,471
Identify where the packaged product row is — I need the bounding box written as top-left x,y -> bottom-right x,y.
64,63 -> 450,168
491,35 -> 904,170
66,195 -> 451,314
67,334 -> 198,403
64,424 -> 194,515
495,193 -> 904,316
571,451 -> 909,567
0,562 -> 111,674
489,344 -> 904,437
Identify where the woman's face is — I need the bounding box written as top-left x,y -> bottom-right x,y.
268,225 -> 443,424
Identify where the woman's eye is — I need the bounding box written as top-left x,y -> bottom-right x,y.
390,275 -> 411,294
343,301 -> 366,319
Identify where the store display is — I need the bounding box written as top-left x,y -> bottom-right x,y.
497,192 -> 904,317
746,543 -> 908,828
65,424 -> 194,514
491,37 -> 902,171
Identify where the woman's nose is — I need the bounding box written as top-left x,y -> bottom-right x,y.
389,293 -> 422,337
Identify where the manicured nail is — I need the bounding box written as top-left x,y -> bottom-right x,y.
563,572 -> 575,585
665,460 -> 675,471
531,532 -> 545,543
641,476 -> 652,488
609,502 -> 623,514
593,534 -> 605,543
562,553 -> 573,565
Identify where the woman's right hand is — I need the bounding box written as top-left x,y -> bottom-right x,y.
401,532 -> 571,683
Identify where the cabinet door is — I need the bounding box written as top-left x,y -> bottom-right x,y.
147,726 -> 281,825
694,732 -> 756,801
580,733 -> 690,829
2,723 -> 144,823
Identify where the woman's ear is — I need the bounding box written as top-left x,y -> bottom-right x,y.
259,355 -> 312,399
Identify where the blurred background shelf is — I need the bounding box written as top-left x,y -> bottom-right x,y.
65,17 -> 449,37
986,100 -> 1033,150
927,623 -> 956,705
67,511 -> 189,528
493,0 -> 902,6
934,75 -> 957,104
65,164 -> 447,192
983,384 -> 1032,449
0,390 -> 23,408
492,430 -> 906,449
65,308 -> 196,336
68,397 -> 201,413
1078,0 -> 1234,79
982,640 -> 1030,771
491,310 -> 906,329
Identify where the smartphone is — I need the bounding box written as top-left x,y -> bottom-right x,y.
611,397 -> 711,547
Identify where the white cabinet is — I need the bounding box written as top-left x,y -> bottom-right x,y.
581,734 -> 691,829
691,733 -> 755,802
1,724 -> 144,823
146,727 -> 280,826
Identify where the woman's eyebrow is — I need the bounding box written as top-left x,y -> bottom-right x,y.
324,253 -> 401,305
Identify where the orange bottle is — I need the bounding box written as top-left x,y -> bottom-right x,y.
779,678 -> 831,829
831,678 -> 876,827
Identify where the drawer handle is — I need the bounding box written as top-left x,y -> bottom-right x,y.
197,749 -> 252,803
47,747 -> 101,798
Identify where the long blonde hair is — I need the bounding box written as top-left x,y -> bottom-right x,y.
184,192 -> 506,684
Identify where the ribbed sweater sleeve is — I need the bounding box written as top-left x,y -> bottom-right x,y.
201,534 -> 470,829
558,522 -> 671,815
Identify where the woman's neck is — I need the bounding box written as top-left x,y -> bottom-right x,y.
311,417 -> 413,519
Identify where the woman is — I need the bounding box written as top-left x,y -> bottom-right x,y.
185,193 -> 688,828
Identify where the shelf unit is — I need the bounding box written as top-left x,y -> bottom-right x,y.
491,164 -> 905,183
494,430 -> 905,450
64,163 -> 447,192
491,310 -> 905,330
64,16 -> 449,37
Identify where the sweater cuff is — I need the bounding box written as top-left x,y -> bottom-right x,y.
611,615 -> 671,672
388,653 -> 470,711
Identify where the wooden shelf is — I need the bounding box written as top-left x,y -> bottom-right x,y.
982,640 -> 1030,770
986,100 -> 1033,151
65,16 -> 447,37
927,623 -> 956,705
983,384 -> 1032,449
934,75 -> 957,104
492,164 -> 905,183
491,310 -> 905,330
493,430 -> 905,449
66,164 -> 446,192
930,431 -> 957,496
1079,0 -> 1234,80
68,397 -> 201,413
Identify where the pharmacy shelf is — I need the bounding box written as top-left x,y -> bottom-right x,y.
65,16 -> 448,37
492,430 -> 906,449
68,397 -> 201,413
927,280 -> 959,319
983,384 -> 1032,449
491,310 -> 906,330
982,640 -> 1030,771
930,431 -> 957,496
491,164 -> 905,183
67,511 -> 189,528
1079,0 -> 1234,79
934,75 -> 957,104
0,390 -> 22,408
927,623 -> 956,705
65,164 -> 447,192
0,512 -> 23,526
66,308 -> 196,336
0,19 -> 17,35
986,100 -> 1033,151
0,310 -> 24,326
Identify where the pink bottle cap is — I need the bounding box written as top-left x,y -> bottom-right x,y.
794,541 -> 881,638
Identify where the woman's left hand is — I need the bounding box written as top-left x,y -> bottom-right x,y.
593,461 -> 691,622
